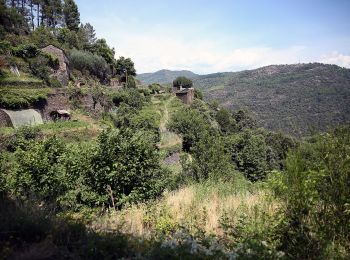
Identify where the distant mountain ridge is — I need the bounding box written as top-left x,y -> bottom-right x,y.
137,69 -> 199,85
137,64 -> 350,136
193,63 -> 350,136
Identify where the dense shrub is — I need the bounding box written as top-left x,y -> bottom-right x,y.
148,83 -> 161,94
275,126 -> 350,258
0,127 -> 166,210
11,43 -> 40,58
168,107 -> 213,152
69,49 -> 110,81
225,130 -> 269,182
173,76 -> 193,88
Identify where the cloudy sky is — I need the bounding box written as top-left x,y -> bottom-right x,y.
76,0 -> 350,74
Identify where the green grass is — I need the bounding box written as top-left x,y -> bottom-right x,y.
38,120 -> 89,131
0,71 -> 46,88
0,88 -> 51,109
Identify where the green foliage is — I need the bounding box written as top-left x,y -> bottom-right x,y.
195,63 -> 350,136
168,107 -> 212,152
0,40 -> 11,54
115,56 -> 137,80
112,88 -> 147,109
216,108 -> 237,134
87,128 -> 165,207
56,27 -> 81,49
190,133 -> 234,181
0,88 -> 50,109
126,75 -> 137,88
173,76 -> 193,88
63,0 -> 80,31
1,127 -> 166,210
29,26 -> 60,47
194,88 -> 203,99
148,83 -> 161,94
225,130 -> 269,182
69,49 -> 110,81
275,126 -> 350,258
91,39 -> 116,66
11,43 -> 40,58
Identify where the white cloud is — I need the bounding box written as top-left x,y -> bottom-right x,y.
320,51 -> 350,68
91,18 -> 350,74
115,33 -> 308,74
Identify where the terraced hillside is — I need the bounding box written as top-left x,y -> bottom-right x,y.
194,63 -> 350,136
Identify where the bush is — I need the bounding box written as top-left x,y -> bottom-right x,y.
225,130 -> 269,182
0,40 -> 11,54
11,43 -> 40,58
168,107 -> 213,152
69,49 -> 110,81
1,127 -> 166,210
148,83 -> 161,94
173,76 -> 193,88
276,126 -> 350,258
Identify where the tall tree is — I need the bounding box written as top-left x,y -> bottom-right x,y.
80,22 -> 96,46
41,0 -> 62,28
63,0 -> 80,31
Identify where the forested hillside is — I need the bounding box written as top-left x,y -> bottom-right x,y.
194,63 -> 350,136
0,1 -> 349,259
137,69 -> 198,85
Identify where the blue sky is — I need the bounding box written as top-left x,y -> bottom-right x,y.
76,0 -> 350,74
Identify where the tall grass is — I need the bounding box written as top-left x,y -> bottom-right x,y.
92,175 -> 278,240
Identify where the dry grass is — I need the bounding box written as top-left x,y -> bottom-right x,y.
92,180 -> 278,238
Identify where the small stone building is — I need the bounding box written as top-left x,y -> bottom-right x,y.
41,44 -> 69,86
173,86 -> 195,105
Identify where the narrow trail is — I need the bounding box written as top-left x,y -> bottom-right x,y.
158,96 -> 182,149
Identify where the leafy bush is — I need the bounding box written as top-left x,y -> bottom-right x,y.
69,49 -> 110,81
11,43 -> 40,58
0,40 -> 11,54
148,83 -> 161,94
275,126 -> 350,258
1,127 -> 166,210
225,130 -> 269,182
173,76 -> 193,88
168,107 -> 213,152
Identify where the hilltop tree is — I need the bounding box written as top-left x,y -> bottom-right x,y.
173,76 -> 193,89
63,0 -> 80,31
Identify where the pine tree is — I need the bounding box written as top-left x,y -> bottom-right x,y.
63,0 -> 80,31
41,0 -> 62,28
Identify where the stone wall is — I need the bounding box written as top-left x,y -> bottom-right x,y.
41,89 -> 70,120
41,45 -> 69,86
175,88 -> 194,105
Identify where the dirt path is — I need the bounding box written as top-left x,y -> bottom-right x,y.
158,96 -> 182,149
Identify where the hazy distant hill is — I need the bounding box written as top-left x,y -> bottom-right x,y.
137,69 -> 198,85
193,63 -> 350,136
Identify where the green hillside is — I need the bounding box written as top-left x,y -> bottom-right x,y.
137,69 -> 199,85
194,63 -> 350,136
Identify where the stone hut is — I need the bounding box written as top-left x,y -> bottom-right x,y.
173,86 -> 195,105
41,44 -> 69,86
